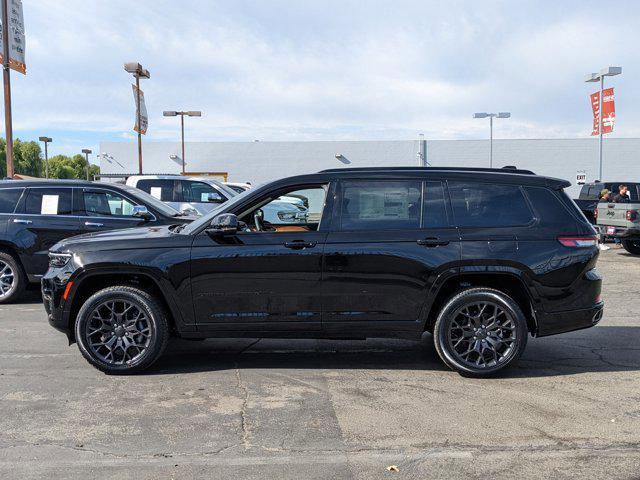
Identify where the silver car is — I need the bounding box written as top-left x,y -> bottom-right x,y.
126,175 -> 307,224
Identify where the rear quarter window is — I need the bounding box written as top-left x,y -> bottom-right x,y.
524,186 -> 579,227
448,182 -> 533,228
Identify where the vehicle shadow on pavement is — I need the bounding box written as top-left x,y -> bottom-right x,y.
148,326 -> 640,378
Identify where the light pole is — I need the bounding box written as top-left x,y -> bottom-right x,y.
585,66 -> 622,181
82,149 -> 92,181
2,0 -> 14,178
163,110 -> 202,174
473,112 -> 511,168
124,62 -> 150,174
38,136 -> 52,178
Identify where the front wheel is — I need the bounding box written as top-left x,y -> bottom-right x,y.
622,239 -> 640,255
75,286 -> 170,374
433,288 -> 528,377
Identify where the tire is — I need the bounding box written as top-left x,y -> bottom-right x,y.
0,251 -> 25,304
622,239 -> 640,255
74,286 -> 170,374
433,288 -> 528,377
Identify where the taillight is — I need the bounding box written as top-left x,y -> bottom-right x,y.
557,236 -> 598,247
594,208 -> 598,220
627,210 -> 638,222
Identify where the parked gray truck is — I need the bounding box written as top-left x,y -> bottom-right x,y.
596,201 -> 640,254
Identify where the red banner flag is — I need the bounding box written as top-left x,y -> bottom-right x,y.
590,87 -> 615,136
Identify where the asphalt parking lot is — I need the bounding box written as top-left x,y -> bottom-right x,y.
1,248 -> 639,480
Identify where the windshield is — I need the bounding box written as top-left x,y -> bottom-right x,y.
181,188 -> 252,234
118,184 -> 183,217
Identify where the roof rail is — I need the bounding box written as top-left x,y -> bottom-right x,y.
319,166 -> 536,175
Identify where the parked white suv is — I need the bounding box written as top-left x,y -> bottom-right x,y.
127,175 -> 308,224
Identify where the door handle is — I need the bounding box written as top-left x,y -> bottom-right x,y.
13,219 -> 32,225
284,240 -> 317,250
417,237 -> 450,247
84,222 -> 104,227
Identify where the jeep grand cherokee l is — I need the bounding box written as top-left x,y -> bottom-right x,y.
42,167 -> 603,377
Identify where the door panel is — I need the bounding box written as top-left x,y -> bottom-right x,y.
12,188 -> 81,277
191,231 -> 325,331
323,228 -> 460,329
322,179 -> 460,335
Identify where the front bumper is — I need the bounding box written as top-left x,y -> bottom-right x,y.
536,301 -> 604,337
41,268 -> 75,340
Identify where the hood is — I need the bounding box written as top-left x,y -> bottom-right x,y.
51,224 -> 192,254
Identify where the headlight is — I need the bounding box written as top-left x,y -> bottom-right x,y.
277,211 -> 297,221
49,253 -> 72,268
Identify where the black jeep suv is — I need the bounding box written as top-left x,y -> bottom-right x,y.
0,180 -> 193,303
43,167 -> 603,376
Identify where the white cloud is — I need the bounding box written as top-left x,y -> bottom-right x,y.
6,0 -> 640,155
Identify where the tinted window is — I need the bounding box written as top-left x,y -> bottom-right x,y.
25,188 -> 73,215
524,187 -> 577,226
449,182 -> 532,227
0,188 -> 23,213
137,179 -> 175,202
84,191 -> 137,217
423,181 -> 448,228
341,180 -> 421,231
181,181 -> 227,203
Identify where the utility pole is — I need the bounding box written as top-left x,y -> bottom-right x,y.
124,62 -> 150,174
163,110 -> 202,174
585,67 -> 622,181
39,136 -> 52,178
473,112 -> 511,168
2,0 -> 14,178
82,149 -> 92,181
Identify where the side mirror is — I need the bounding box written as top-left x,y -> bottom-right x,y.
132,205 -> 152,221
206,213 -> 238,236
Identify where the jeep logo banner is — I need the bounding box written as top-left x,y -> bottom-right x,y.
591,88 -> 615,136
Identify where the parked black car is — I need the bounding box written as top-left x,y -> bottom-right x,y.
0,180 -> 194,303
43,167 -> 603,377
574,181 -> 640,223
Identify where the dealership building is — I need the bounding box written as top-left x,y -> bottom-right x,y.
99,137 -> 640,197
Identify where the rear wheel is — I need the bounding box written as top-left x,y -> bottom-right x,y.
622,239 -> 640,255
0,252 -> 25,304
433,288 -> 528,377
74,286 -> 169,374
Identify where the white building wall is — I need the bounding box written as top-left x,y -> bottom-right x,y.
100,137 -> 640,197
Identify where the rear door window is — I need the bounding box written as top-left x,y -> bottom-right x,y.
24,188 -> 73,215
340,180 -> 422,231
136,179 -> 176,202
0,188 -> 23,213
448,182 -> 533,228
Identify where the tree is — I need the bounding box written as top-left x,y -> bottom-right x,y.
0,137 -> 100,179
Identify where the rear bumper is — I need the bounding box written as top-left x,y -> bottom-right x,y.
597,225 -> 640,238
536,301 -> 604,337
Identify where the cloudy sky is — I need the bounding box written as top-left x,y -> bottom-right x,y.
9,0 -> 640,158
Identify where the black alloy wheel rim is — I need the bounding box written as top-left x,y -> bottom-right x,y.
447,301 -> 517,369
85,300 -> 152,365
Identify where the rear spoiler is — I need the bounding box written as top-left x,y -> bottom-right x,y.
545,178 -> 571,190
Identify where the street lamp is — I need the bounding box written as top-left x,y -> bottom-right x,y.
473,112 -> 511,168
585,66 -> 622,181
81,149 -> 92,181
163,110 -> 202,174
38,136 -> 52,178
124,62 -> 150,174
